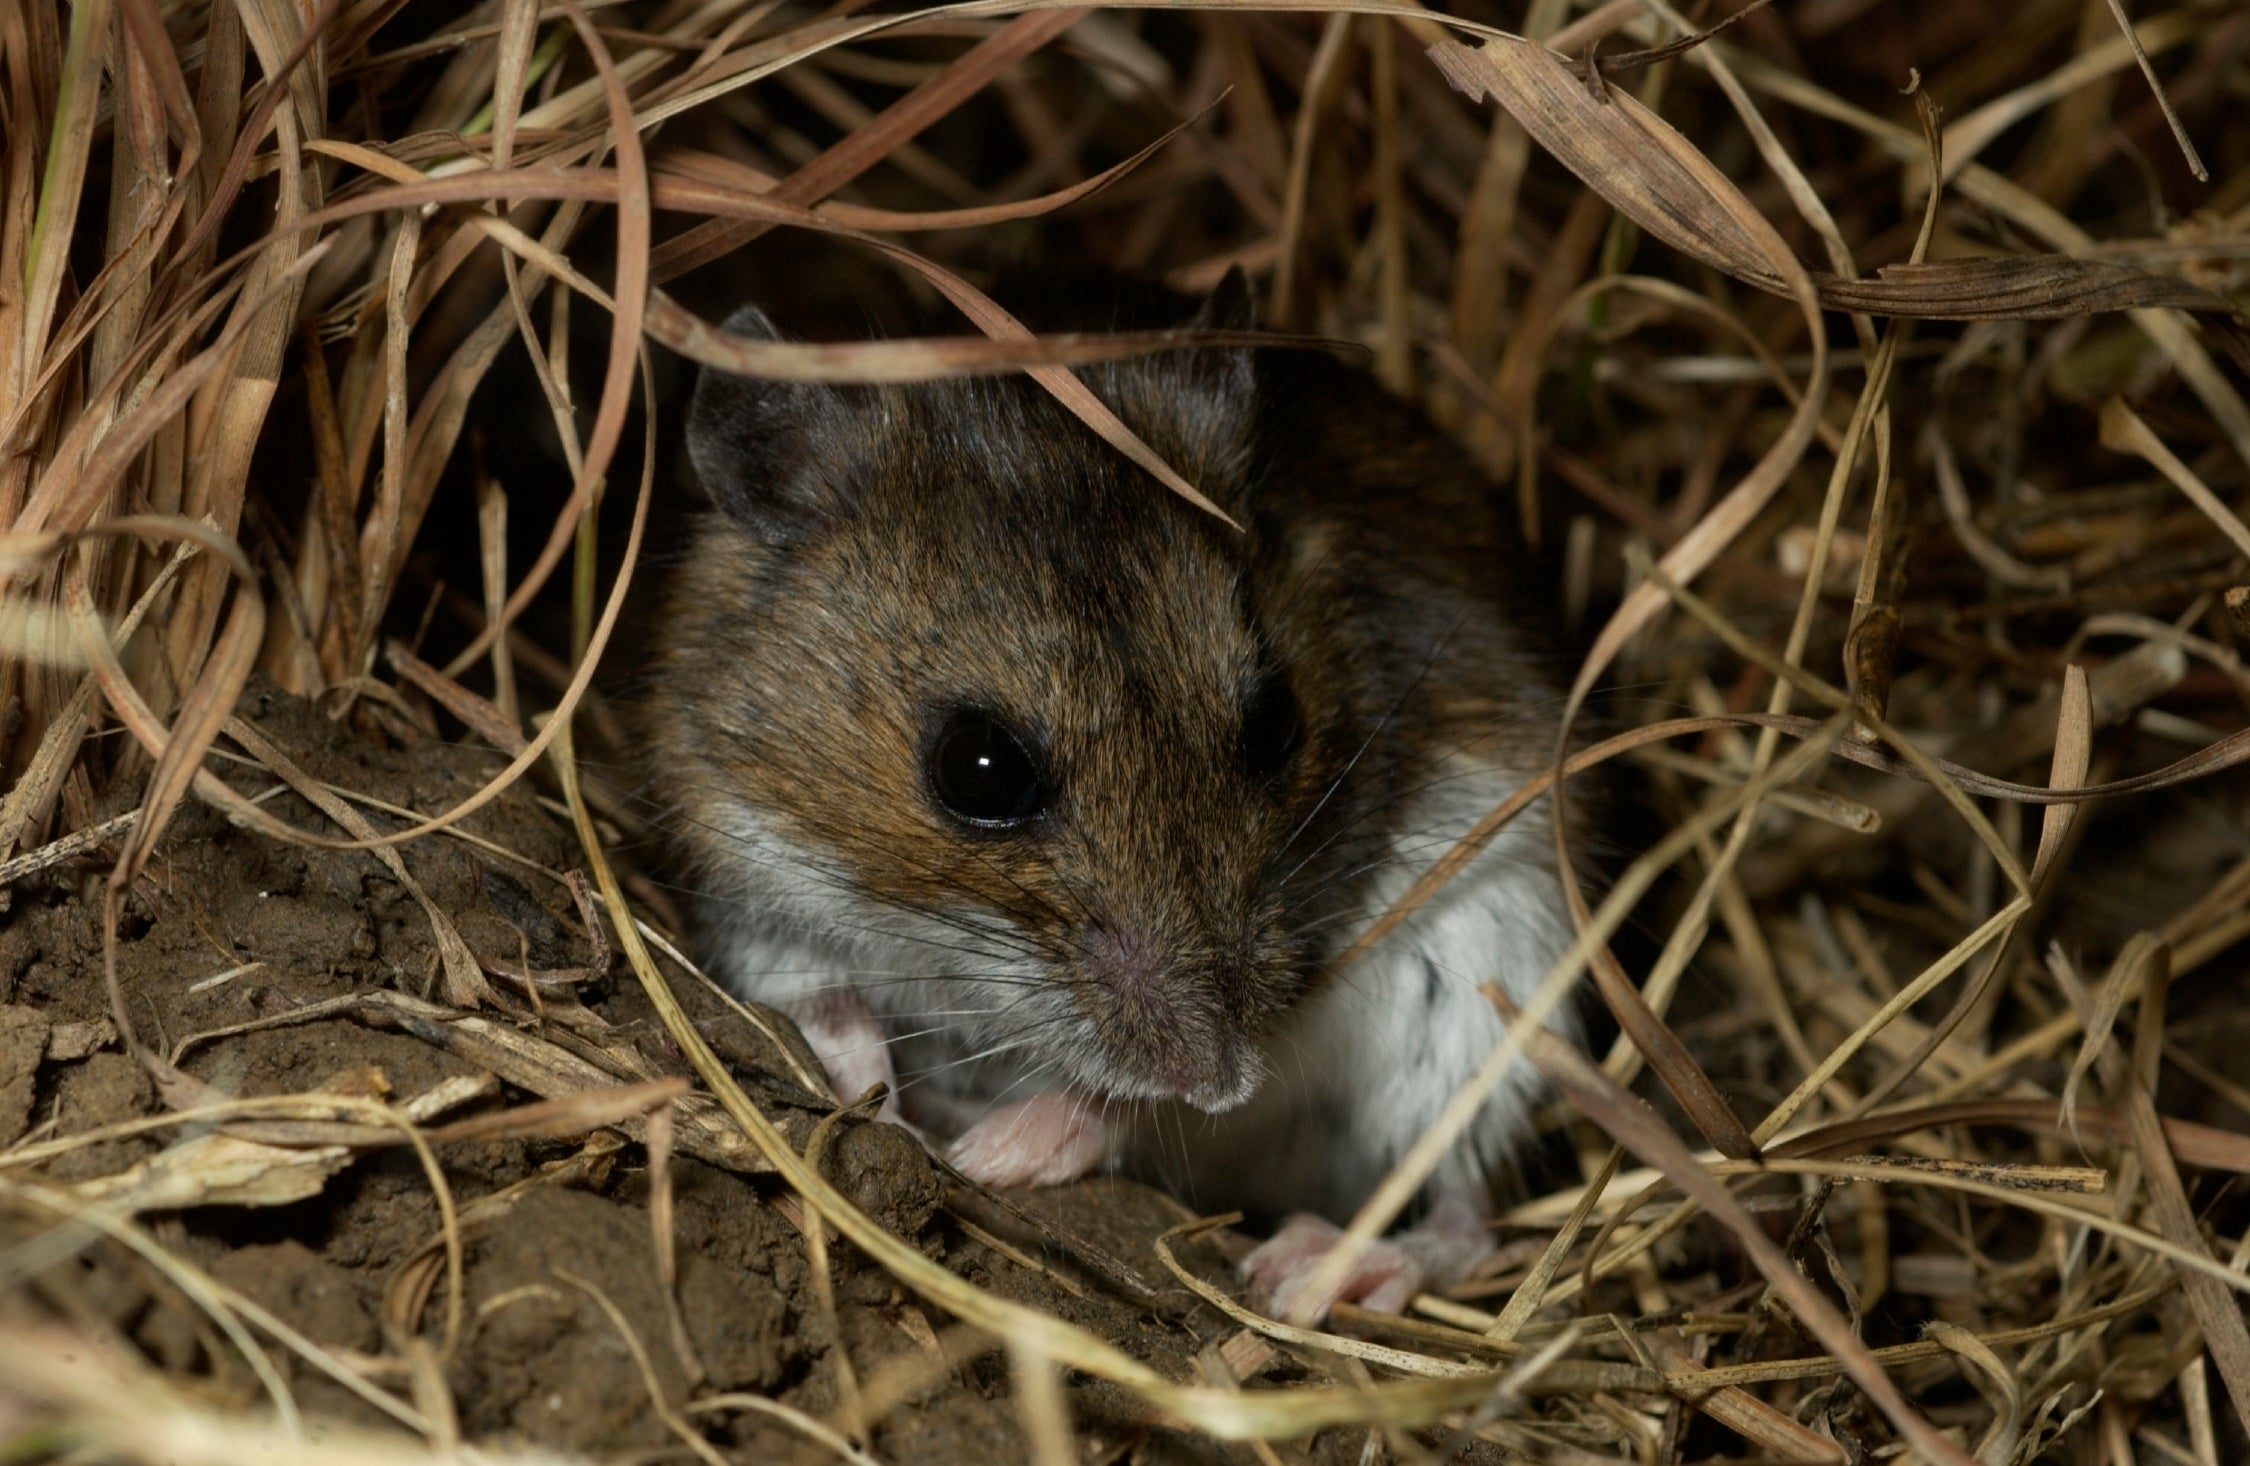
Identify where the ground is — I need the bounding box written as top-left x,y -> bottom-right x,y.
0,689 -> 1397,1464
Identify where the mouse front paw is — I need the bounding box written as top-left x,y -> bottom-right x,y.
946,1092 -> 1114,1188
795,990 -> 910,1124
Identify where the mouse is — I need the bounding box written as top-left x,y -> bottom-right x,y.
637,270 -> 1581,1320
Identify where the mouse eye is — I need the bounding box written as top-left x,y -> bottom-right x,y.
1239,669 -> 1300,783
926,710 -> 1049,829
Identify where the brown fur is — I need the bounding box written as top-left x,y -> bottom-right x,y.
639,302 -> 1564,1118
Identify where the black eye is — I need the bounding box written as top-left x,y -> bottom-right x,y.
926,710 -> 1048,828
1239,669 -> 1300,783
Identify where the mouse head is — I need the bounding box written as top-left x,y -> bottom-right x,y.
651,277 -> 1393,1113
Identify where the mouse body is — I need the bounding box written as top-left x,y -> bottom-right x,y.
640,277 -> 1579,1316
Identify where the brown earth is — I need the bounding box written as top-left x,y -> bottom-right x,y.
0,688 -> 1385,1464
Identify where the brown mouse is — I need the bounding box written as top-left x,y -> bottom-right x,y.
638,272 -> 1579,1317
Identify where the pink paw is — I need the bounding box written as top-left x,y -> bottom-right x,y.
796,991 -> 908,1125
1241,1198 -> 1493,1324
947,1092 -> 1113,1188
1242,1214 -> 1424,1320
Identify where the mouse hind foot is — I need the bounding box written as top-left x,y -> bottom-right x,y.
1241,1195 -> 1492,1323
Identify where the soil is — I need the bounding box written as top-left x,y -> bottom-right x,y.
0,688 -> 1369,1464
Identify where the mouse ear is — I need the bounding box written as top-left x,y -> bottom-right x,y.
1157,267 -> 1257,460
685,306 -> 856,545
1189,265 -> 1257,333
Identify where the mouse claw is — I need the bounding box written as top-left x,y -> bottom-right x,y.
1241,1214 -> 1424,1321
947,1092 -> 1114,1188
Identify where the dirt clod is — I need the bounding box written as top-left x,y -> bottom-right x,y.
0,1004 -> 48,1145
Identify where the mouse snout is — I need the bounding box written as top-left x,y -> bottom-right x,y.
1075,929 -> 1262,1113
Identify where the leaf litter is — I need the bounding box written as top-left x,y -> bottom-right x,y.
2,1 -> 2249,1463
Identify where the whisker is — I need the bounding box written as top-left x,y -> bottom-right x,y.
1272,609 -> 1471,880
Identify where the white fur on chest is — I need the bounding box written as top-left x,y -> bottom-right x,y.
696,758 -> 1574,1222
1115,759 -> 1574,1219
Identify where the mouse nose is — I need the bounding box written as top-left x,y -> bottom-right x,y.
1076,929 -> 1258,1110
1082,928 -> 1163,1006
1181,1059 -> 1258,1114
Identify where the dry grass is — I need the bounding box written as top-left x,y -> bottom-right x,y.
4,0 -> 2250,1462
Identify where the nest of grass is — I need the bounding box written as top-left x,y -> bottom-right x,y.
4,0 -> 2250,1462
